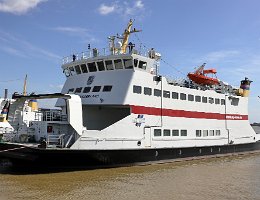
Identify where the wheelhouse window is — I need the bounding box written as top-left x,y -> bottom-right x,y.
134,59 -> 138,67
202,96 -> 207,103
75,65 -> 81,74
216,130 -> 221,136
154,129 -> 162,137
196,130 -> 202,137
75,87 -> 82,93
172,129 -> 179,136
172,92 -> 179,99
215,98 -> 220,104
68,88 -> 74,93
181,130 -> 187,136
138,60 -> 147,70
64,69 -> 70,77
81,64 -> 88,73
133,85 -> 142,94
88,62 -> 97,72
83,87 -> 91,93
97,61 -> 105,71
195,95 -> 201,102
69,66 -> 76,76
92,86 -> 101,92
124,59 -> 133,69
144,87 -> 152,96
188,94 -> 194,101
163,129 -> 171,136
114,59 -> 123,69
180,93 -> 186,100
154,89 -> 162,97
103,85 -> 113,92
105,60 -> 114,70
163,90 -> 170,98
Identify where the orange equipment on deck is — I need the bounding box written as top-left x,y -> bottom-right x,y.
187,63 -> 219,86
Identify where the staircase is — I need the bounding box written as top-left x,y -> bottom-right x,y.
7,99 -> 26,131
47,134 -> 65,148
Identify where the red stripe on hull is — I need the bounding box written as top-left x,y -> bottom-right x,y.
130,105 -> 248,120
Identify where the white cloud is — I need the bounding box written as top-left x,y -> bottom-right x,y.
53,26 -> 88,38
97,0 -> 145,17
52,26 -> 98,43
0,0 -> 47,15
98,3 -> 116,15
0,30 -> 61,60
204,50 -> 240,62
135,0 -> 144,9
0,46 -> 28,58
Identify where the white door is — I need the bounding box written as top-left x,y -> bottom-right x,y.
144,127 -> 151,147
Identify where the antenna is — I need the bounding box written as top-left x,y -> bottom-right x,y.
23,74 -> 27,96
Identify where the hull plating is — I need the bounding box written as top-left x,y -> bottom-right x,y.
0,141 -> 260,168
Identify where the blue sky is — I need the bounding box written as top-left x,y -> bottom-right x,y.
0,0 -> 259,122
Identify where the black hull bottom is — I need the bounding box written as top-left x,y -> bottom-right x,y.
1,141 -> 260,169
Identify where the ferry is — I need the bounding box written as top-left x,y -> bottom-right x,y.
0,20 -> 259,168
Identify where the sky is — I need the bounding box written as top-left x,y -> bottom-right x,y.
0,0 -> 259,122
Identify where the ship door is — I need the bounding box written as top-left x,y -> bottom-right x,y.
225,96 -> 234,144
144,127 -> 151,147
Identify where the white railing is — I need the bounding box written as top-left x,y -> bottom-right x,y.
42,110 -> 67,122
62,46 -> 149,65
47,134 -> 65,148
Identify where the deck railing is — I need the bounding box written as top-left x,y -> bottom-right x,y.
42,110 -> 67,122
62,47 -> 148,65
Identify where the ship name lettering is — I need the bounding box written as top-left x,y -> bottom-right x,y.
80,94 -> 100,98
226,115 -> 242,120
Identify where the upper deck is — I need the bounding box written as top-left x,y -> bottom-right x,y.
59,19 -> 251,99
61,49 -> 160,78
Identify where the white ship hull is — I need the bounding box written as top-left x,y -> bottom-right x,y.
0,20 -> 259,169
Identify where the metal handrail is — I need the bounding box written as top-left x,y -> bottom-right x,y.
62,47 -> 149,65
47,134 -> 65,147
42,110 -> 67,122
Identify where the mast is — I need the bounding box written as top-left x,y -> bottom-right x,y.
23,74 -> 27,96
121,19 -> 141,54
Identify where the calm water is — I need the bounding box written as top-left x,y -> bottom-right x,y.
0,153 -> 259,200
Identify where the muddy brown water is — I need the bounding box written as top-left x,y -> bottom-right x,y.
0,153 -> 259,200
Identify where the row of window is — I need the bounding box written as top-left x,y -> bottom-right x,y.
133,85 -> 226,105
195,130 -> 221,137
64,59 -> 147,77
154,129 -> 221,137
68,85 -> 112,94
154,129 -> 187,137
